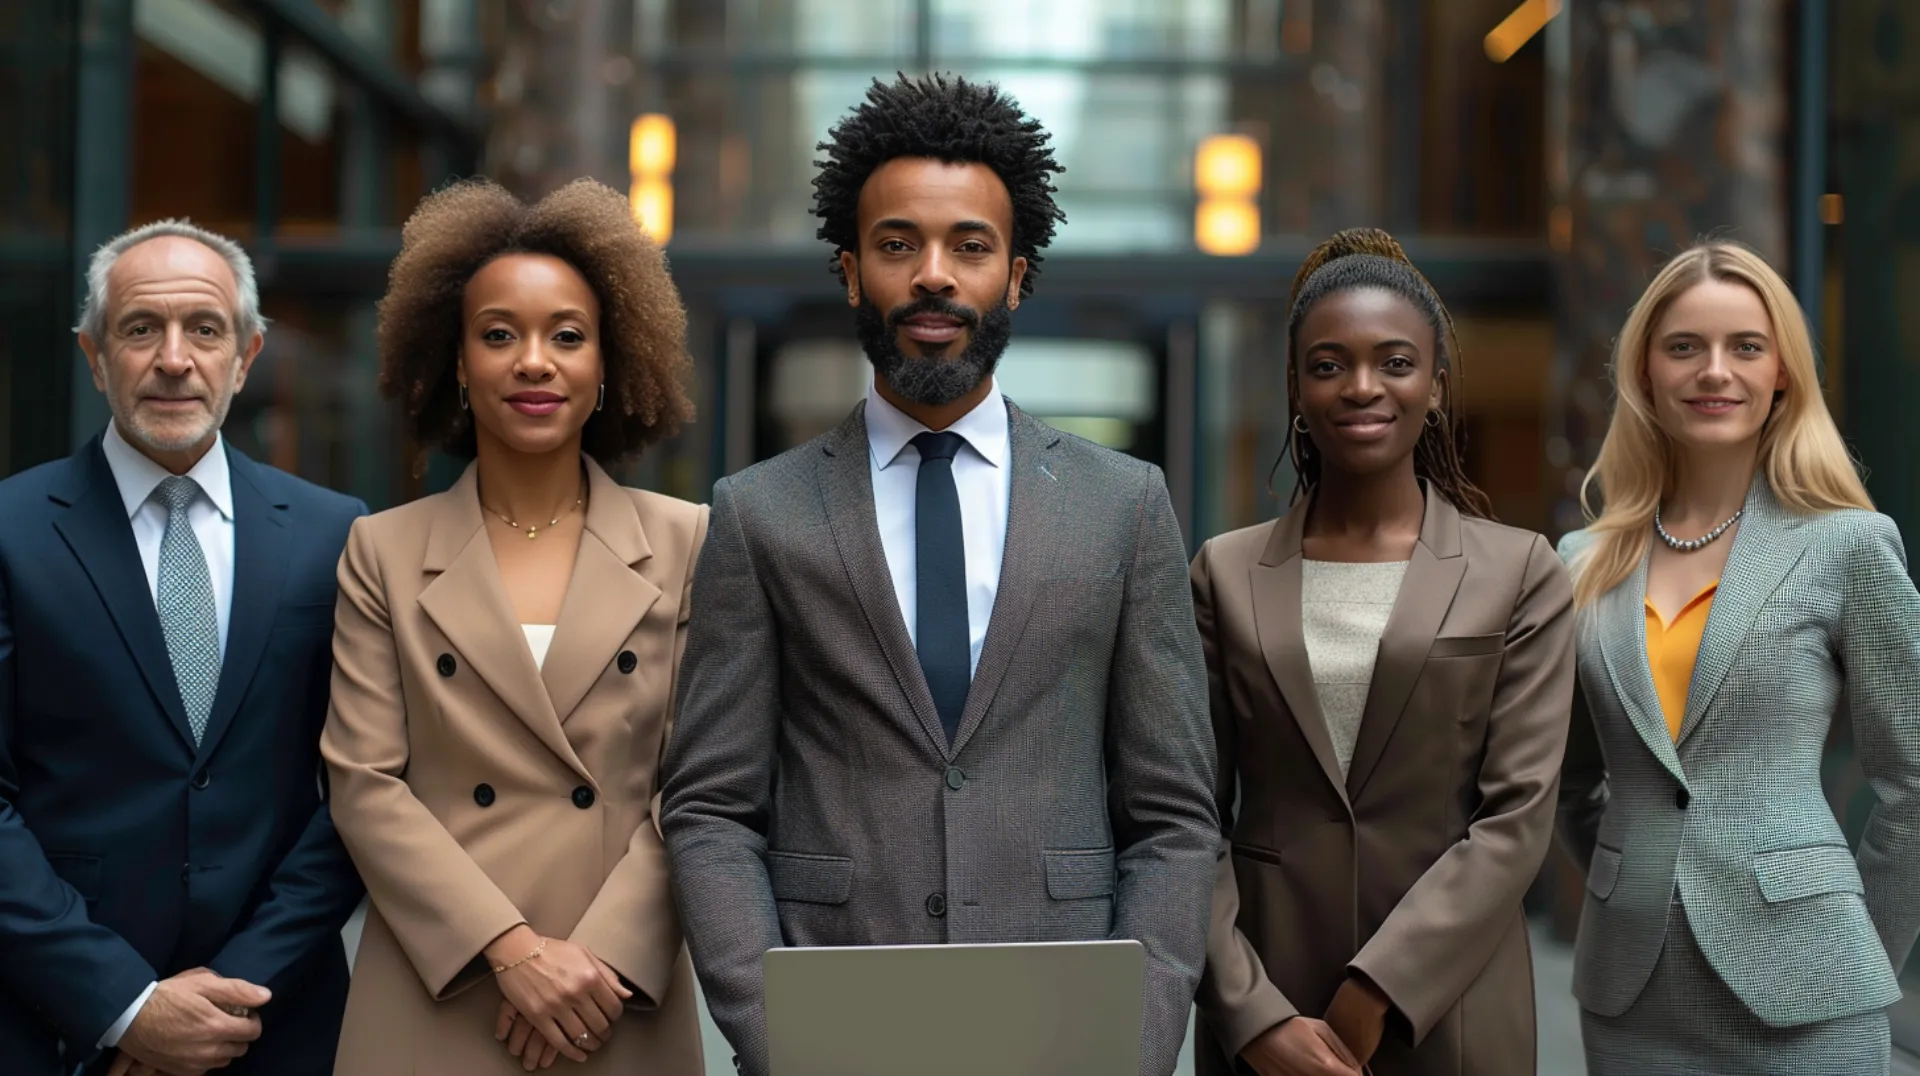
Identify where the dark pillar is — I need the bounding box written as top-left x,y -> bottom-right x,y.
1543,0 -> 1789,536
0,0 -> 81,472
67,0 -> 137,451
1835,0 -> 1920,553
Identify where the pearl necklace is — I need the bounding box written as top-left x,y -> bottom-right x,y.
1654,506 -> 1743,553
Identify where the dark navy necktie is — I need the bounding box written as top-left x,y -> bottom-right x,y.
912,431 -> 970,744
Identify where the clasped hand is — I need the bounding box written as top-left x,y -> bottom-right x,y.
486,926 -> 631,1071
1242,977 -> 1389,1076
106,967 -> 271,1076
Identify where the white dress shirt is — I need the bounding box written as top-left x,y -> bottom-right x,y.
866,379 -> 1011,678
95,422 -> 237,1048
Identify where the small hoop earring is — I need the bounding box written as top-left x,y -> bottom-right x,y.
1425,409 -> 1445,428
1292,414 -> 1309,434
595,383 -> 606,412
458,385 -> 469,411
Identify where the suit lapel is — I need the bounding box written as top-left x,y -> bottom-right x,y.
50,440 -> 196,752
1249,503 -> 1351,808
950,405 -> 1061,757
195,449 -> 289,763
1594,552 -> 1687,782
416,464 -> 591,782
541,460 -> 662,726
817,405 -> 950,757
1678,478 -> 1807,744
1346,484 -> 1467,799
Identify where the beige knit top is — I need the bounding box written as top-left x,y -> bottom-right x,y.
1301,559 -> 1409,776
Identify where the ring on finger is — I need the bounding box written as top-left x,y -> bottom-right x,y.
575,1033 -> 594,1048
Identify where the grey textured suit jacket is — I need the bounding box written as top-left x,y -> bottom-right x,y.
1557,478 -> 1920,1029
660,400 -> 1219,1076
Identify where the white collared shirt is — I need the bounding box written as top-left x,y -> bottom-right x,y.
95,422 -> 236,1048
100,421 -> 236,656
866,379 -> 1011,678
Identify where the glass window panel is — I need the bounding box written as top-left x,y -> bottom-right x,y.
928,0 -> 1234,61
789,0 -> 916,57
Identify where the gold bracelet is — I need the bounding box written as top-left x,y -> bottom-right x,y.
491,937 -> 547,974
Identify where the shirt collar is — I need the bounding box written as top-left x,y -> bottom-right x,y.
101,421 -> 235,522
865,378 -> 1010,471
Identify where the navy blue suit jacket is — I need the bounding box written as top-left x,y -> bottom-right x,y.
0,437 -> 367,1075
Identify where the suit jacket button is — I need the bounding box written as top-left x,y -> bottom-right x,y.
925,892 -> 947,918
191,769 -> 211,791
617,650 -> 637,674
437,653 -> 457,677
945,767 -> 965,791
1675,788 -> 1691,810
474,783 -> 496,808
572,786 -> 596,809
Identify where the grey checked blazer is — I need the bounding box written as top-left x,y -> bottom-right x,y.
1557,477 -> 1920,1029
660,401 -> 1220,1076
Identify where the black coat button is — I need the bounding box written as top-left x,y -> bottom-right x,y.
474,783 -> 495,808
925,892 -> 947,917
190,769 -> 211,791
1675,788 -> 1691,810
945,767 -> 965,791
617,650 -> 637,674
572,786 -> 596,809
437,654 -> 457,677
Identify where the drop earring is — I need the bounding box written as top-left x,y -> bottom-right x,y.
596,383 -> 606,412
458,385 -> 469,411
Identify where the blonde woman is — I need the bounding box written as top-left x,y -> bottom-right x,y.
1557,240 -> 1920,1074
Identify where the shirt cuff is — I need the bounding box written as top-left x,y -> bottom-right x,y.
98,981 -> 158,1049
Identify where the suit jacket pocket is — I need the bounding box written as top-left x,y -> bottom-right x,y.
1754,844 -> 1864,903
1044,848 -> 1116,900
47,853 -> 102,902
1586,845 -> 1622,901
1426,632 -> 1504,659
767,851 -> 853,905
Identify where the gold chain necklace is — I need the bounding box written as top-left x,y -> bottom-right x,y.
483,486 -> 585,540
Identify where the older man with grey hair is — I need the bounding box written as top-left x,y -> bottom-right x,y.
0,220 -> 366,1076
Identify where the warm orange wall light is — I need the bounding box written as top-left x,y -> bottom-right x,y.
629,114 -> 676,243
1485,0 -> 1562,63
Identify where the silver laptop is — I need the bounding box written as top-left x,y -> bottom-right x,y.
764,939 -> 1144,1076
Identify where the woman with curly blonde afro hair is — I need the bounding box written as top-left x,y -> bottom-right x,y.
322,178 -> 707,1076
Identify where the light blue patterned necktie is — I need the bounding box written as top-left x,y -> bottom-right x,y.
153,475 -> 221,744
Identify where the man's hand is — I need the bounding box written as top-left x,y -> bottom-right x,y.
1240,1016 -> 1364,1076
114,970 -> 270,1076
1323,975 -> 1391,1066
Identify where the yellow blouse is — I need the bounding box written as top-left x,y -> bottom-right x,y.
1645,581 -> 1718,741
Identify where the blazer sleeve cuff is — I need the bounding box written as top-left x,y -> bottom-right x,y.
1345,954 -> 1435,1045
568,903 -> 679,1011
417,901 -> 529,1001
1212,979 -> 1300,1060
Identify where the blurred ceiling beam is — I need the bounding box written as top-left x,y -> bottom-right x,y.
227,235 -> 1552,308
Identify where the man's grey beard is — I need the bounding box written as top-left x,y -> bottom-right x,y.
105,358 -> 240,453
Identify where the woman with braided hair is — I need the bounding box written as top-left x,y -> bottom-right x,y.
1191,229 -> 1576,1075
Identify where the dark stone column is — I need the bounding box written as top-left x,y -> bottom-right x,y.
1835,1 -> 1920,554
1543,0 -> 1789,535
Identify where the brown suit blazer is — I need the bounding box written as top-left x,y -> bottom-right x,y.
321,460 -> 707,1076
1191,485 -> 1574,1076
